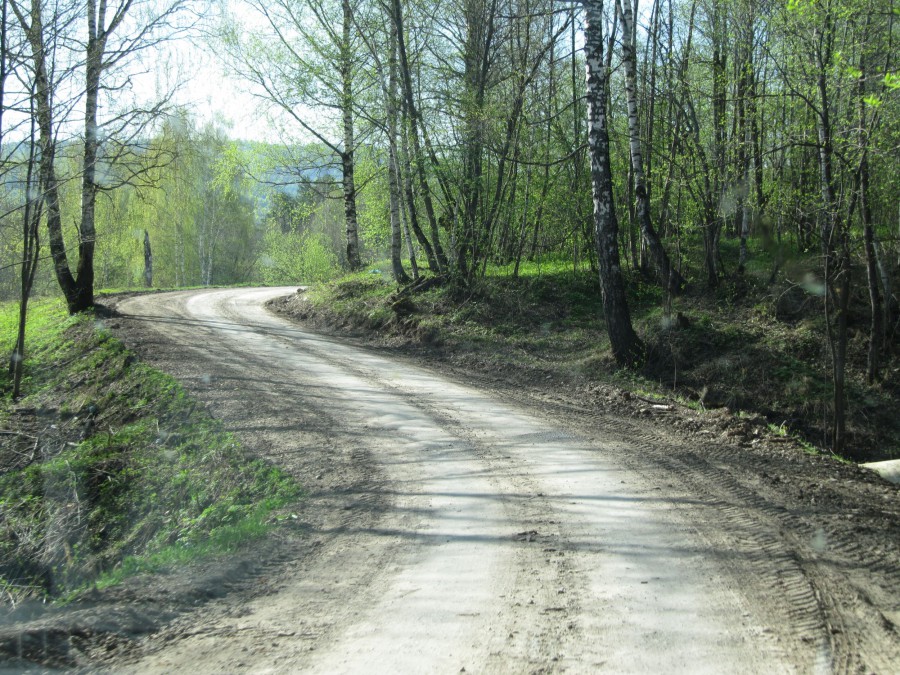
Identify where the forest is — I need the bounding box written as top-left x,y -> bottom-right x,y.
1,0 -> 898,457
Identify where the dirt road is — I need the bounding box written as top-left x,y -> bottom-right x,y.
102,287 -> 898,673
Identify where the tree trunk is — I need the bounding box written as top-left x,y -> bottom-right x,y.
862,162 -> 881,383
342,0 -> 361,271
858,59 -> 881,383
616,0 -> 684,294
11,115 -> 42,399
873,239 -> 893,352
400,105 -> 440,273
584,0 -> 643,368
825,249 -> 851,454
17,0 -> 76,311
75,0 -> 105,313
709,0 -> 726,286
0,0 -> 7,144
736,25 -> 752,271
457,0 -> 496,278
399,188 -> 420,280
814,20 -> 848,455
385,18 -> 410,284
144,230 -> 154,288
392,0 -> 447,272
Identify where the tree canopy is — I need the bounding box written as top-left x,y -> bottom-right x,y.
1,0 -> 897,452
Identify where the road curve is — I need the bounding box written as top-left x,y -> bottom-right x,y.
108,287 -> 819,673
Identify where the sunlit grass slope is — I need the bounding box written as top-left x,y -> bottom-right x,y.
0,299 -> 301,604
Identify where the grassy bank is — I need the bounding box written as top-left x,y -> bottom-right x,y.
0,299 -> 301,605
276,257 -> 898,463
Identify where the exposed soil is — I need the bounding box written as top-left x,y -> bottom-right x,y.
2,287 -> 897,672
281,271 -> 900,463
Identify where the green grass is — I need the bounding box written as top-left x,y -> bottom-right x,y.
82,500 -> 282,596
0,298 -> 301,604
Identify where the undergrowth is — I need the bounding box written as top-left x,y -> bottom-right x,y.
297,256 -> 898,463
0,299 -> 301,606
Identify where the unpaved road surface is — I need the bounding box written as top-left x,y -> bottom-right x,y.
93,287 -> 897,673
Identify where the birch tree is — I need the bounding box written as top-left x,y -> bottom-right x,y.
391,0 -> 448,272
11,0 -> 193,313
615,0 -> 683,294
583,0 -> 643,367
220,0 -> 367,270
353,0 -> 410,282
10,0 -> 75,309
5,4 -> 45,399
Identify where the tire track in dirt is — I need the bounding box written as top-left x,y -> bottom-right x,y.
104,291 -> 410,672
228,290 -> 804,672
110,290 -> 533,672
598,418 -> 900,674
98,287 -> 898,673
263,326 -> 825,669
468,384 -> 900,672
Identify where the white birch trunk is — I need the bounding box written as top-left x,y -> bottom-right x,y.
584,0 -> 643,367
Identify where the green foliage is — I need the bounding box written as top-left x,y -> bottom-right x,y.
0,300 -> 301,603
261,226 -> 340,284
355,149 -> 391,259
51,115 -> 266,293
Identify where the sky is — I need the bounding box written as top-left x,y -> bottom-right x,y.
129,0 -> 279,143
0,1 -> 275,145
171,48 -> 271,142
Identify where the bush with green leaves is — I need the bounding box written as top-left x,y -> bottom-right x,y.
260,225 -> 339,284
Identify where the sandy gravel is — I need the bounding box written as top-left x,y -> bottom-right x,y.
79,286 -> 898,674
